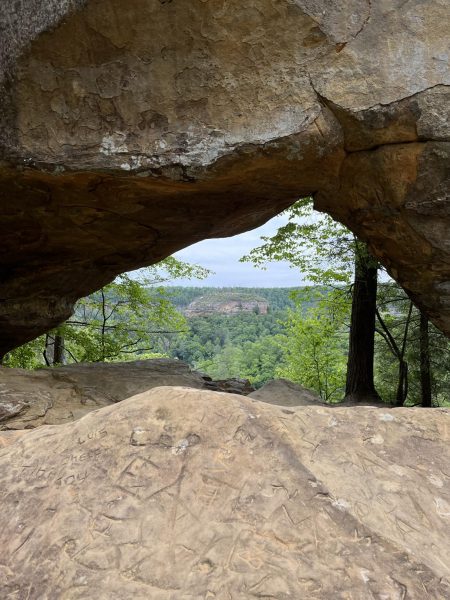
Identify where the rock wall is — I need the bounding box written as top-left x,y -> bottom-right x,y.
0,0 -> 449,352
1,386 -> 450,597
185,298 -> 269,317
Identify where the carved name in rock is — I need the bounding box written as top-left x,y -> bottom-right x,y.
1,387 -> 450,597
0,0 -> 449,353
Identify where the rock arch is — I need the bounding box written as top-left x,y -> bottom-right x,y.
0,0 -> 449,353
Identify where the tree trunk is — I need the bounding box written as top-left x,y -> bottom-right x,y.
396,360 -> 408,405
345,244 -> 381,402
43,334 -> 52,366
44,332 -> 65,366
419,311 -> 432,407
53,333 -> 65,365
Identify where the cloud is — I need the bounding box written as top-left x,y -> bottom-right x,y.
171,214 -> 305,287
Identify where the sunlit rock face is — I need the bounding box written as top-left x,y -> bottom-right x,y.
0,0 -> 449,353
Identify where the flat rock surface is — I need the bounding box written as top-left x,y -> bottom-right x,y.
1,386 -> 449,598
249,378 -> 325,406
0,359 -> 205,430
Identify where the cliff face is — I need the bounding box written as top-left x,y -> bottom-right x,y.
185,295 -> 269,317
0,0 -> 449,352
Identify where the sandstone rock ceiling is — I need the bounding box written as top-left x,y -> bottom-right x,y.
1,386 -> 450,597
0,0 -> 449,353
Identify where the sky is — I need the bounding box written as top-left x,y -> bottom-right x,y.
130,210 -> 392,287
171,213 -> 305,287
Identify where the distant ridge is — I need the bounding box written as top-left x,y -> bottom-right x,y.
167,286 -> 302,312
184,291 -> 269,317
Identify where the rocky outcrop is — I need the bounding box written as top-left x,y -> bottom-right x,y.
1,386 -> 449,598
0,1 -> 449,353
0,359 -> 259,430
185,294 -> 269,317
0,359 -> 206,430
203,376 -> 255,396
249,378 -> 325,406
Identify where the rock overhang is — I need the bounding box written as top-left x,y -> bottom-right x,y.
0,0 -> 449,353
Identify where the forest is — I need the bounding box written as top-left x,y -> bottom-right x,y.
171,286 -> 450,404
4,281 -> 449,406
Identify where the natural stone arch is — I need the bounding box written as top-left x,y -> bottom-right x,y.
0,0 -> 449,354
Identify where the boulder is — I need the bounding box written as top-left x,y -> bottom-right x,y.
0,1 -> 449,353
203,377 -> 255,396
0,359 -> 205,430
249,378 -> 325,406
1,386 -> 449,598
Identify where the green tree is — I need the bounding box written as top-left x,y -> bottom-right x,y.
2,335 -> 45,369
277,290 -> 349,402
241,197 -> 354,286
62,258 -> 210,362
198,343 -> 245,380
197,334 -> 286,387
242,197 -> 381,402
419,311 -> 432,407
3,258 -> 210,367
374,283 -> 450,406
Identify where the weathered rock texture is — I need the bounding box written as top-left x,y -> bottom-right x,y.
203,377 -> 255,396
0,359 -> 259,430
1,386 -> 450,598
0,359 -> 205,430
0,1 -> 449,352
249,378 -> 325,406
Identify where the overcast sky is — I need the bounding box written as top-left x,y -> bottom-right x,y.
131,214 -> 391,287
171,213 -> 305,287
